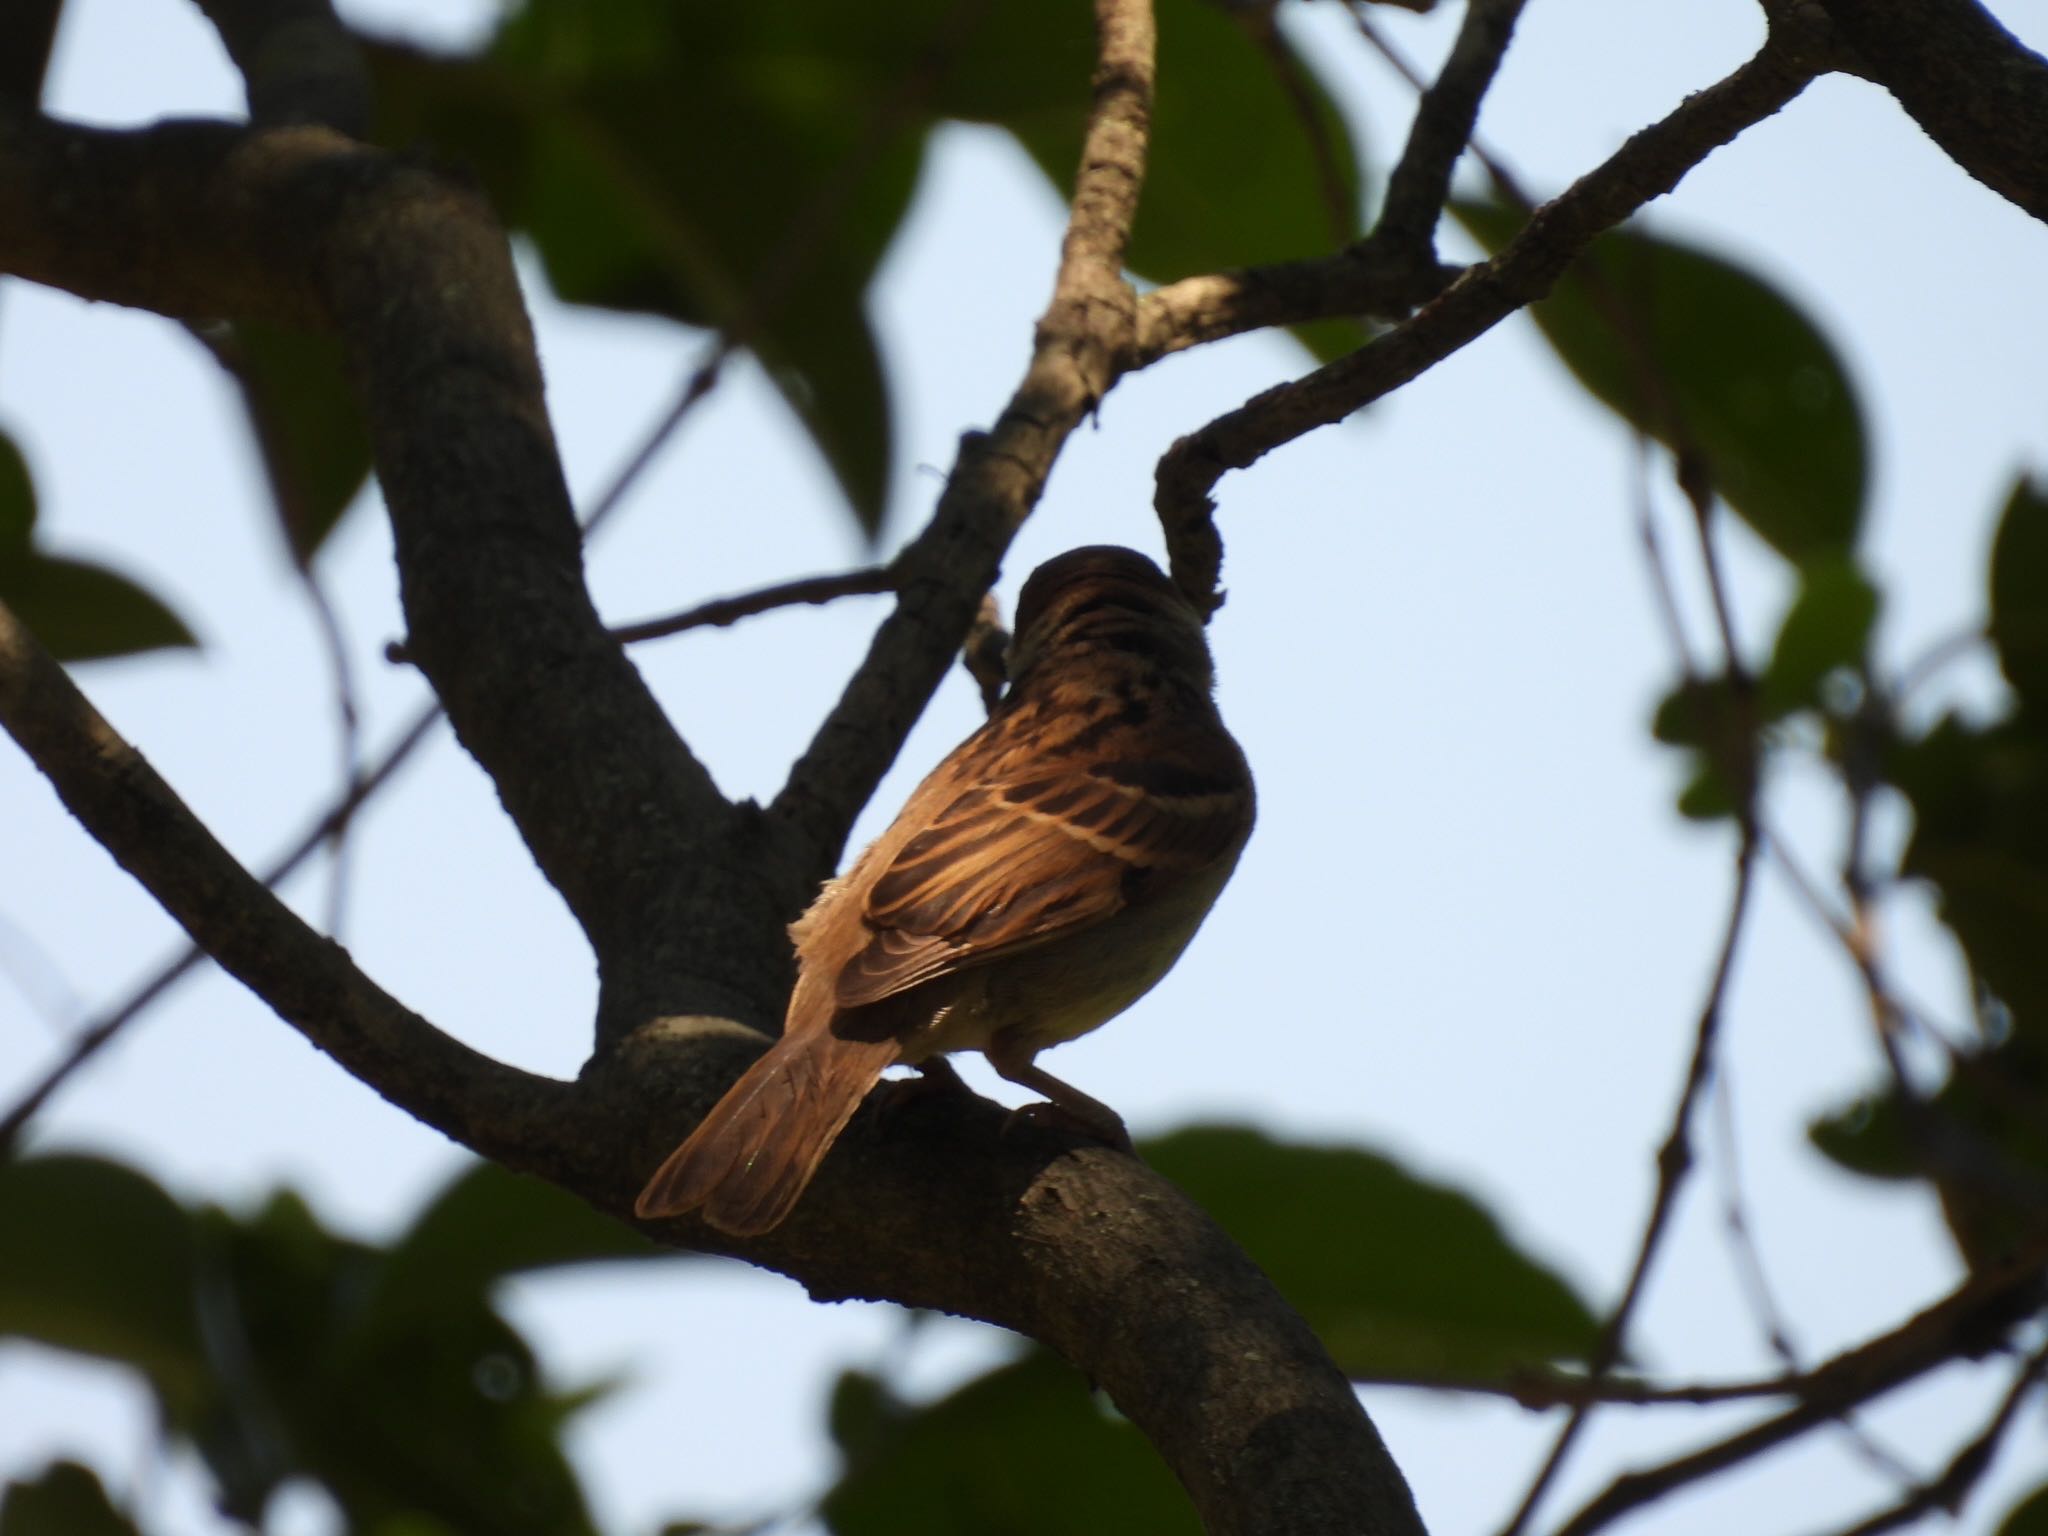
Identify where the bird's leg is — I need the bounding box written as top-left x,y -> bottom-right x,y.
986,1038 -> 1134,1153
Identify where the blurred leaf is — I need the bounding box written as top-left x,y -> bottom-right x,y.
1142,1125 -> 1599,1377
1810,1082 -> 1921,1185
822,1356 -> 1196,1535
1990,475 -> 2048,708
1650,673 -> 1756,824
0,1157 -> 206,1415
1997,1483 -> 2048,1536
185,1189 -> 603,1536
1674,761 -> 1739,822
1892,714 -> 2048,1033
366,2 -> 932,535
1812,1041 -> 2048,1269
368,1159 -> 667,1323
1761,556 -> 1879,716
0,430 -> 196,661
1455,202 -> 1867,565
0,1461 -> 142,1536
212,320 -> 374,562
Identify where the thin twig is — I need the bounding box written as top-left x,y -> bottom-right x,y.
609,567 -> 897,648
579,0 -> 990,542
770,0 -> 1163,875
1156,24 -> 1828,615
295,564 -> 363,936
1360,1364 -> 1837,1408
1711,1073 -> 1921,1484
0,702 -> 444,1152
1367,0 -> 1529,256
1631,435 -> 1699,677
1350,6 -> 1539,212
1892,624 -> 1989,700
1499,828 -> 1761,1536
178,317 -> 368,937
1545,1232 -> 2048,1536
0,908 -> 82,1034
0,602 -> 562,1160
1809,1338 -> 2048,1536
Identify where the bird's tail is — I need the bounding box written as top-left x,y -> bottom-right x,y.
634,1030 -> 899,1235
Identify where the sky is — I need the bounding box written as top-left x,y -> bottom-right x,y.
3,1 -> 2046,1533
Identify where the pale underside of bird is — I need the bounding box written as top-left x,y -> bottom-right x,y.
635,545 -> 1255,1235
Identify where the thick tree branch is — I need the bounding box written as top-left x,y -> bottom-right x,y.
0,601 -> 565,1159
0,701 -> 442,1151
1133,246 -> 1460,367
0,595 -> 1422,1536
770,0 -> 1163,877
191,0 -> 370,136
1153,18 -> 1829,613
1818,0 -> 2048,224
0,0 -> 61,108
0,107 -> 802,1036
0,11 -> 1425,1528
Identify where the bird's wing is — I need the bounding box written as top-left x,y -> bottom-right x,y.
833,751 -> 1249,1010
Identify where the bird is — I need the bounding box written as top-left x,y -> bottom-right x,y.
634,545 -> 1256,1234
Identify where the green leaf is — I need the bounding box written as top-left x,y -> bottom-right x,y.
367,1159 -> 667,1323
1892,714 -> 2048,1034
1142,1125 -> 1599,1377
1812,1040 -> 2048,1270
213,321 -> 374,561
184,1188 -> 603,1536
1990,474 -> 2048,708
1455,202 -> 1867,565
1761,556 -> 1879,716
0,1462 -> 143,1536
0,430 -> 197,662
1996,1482 -> 2048,1536
0,1157 -> 207,1415
1674,761 -> 1739,822
367,3 -> 930,536
822,1356 -> 1197,1536
1650,673 -> 1756,823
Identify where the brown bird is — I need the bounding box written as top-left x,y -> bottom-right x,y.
635,545 -> 1255,1234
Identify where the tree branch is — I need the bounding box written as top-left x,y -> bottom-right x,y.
0,12 -> 1427,1528
1813,1338 -> 2048,1536
1152,17 -> 1830,615
1501,830 -> 1760,1536
0,600 -> 565,1160
770,0 -> 1163,878
1371,0 -> 1529,256
1818,0 -> 2048,224
0,700 -> 442,1152
1544,1233 -> 2048,1536
0,106 -> 801,1036
608,567 -> 897,649
0,593 -> 1423,1536
0,0 -> 61,108
190,0 -> 371,137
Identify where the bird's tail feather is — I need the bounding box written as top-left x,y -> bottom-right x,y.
634,1032 -> 898,1235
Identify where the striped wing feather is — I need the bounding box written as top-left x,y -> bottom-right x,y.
833,755 -> 1245,1010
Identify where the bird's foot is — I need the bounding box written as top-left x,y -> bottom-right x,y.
1004,1098 -> 1136,1155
